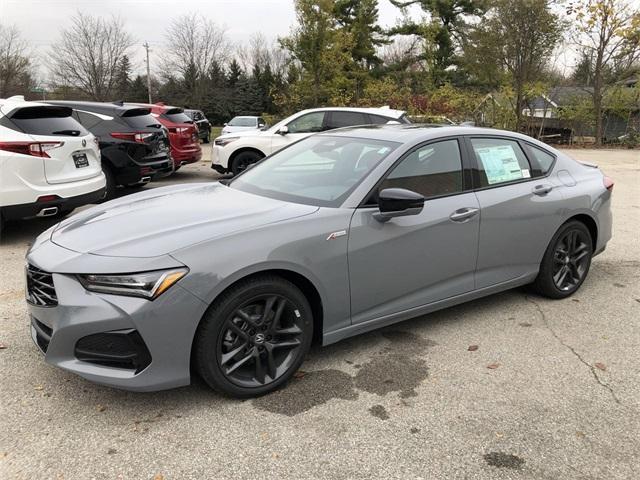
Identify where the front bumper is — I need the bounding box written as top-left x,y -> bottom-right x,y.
26,241 -> 208,392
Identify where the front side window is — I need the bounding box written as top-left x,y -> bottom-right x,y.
231,135 -> 399,207
470,138 -> 532,187
326,111 -> 369,129
286,112 -> 325,133
378,139 -> 463,199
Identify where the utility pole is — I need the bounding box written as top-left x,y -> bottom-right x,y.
143,42 -> 152,103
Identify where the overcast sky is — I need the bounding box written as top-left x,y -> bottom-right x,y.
1,0 -> 639,81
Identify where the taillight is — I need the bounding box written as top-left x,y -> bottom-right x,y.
110,132 -> 154,143
0,141 -> 64,158
169,127 -> 189,134
603,176 -> 614,192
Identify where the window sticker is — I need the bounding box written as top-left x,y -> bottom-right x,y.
522,169 -> 531,178
475,145 -> 524,184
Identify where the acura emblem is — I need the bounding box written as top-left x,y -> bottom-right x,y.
82,139 -> 86,147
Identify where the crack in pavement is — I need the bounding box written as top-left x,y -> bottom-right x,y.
525,295 -> 623,406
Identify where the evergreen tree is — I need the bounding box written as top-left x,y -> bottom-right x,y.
114,55 -> 132,100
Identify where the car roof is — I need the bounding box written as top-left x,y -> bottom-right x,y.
42,100 -> 150,116
297,106 -> 406,119
317,124 -> 549,146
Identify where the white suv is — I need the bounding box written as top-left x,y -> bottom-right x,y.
0,97 -> 106,234
212,107 -> 408,174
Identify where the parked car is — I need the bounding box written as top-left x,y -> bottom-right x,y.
25,125 -> 613,397
212,107 -> 409,174
220,116 -> 266,136
46,101 -> 173,199
130,103 -> 202,171
0,97 -> 105,234
184,109 -> 212,143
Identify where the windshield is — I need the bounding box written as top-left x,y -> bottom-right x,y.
230,135 -> 399,207
228,116 -> 257,127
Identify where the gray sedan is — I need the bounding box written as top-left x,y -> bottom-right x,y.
26,125 -> 613,397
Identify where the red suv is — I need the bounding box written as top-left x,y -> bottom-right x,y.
131,103 -> 202,170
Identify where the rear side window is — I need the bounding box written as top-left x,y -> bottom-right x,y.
326,111 -> 369,129
368,114 -> 392,124
379,139 -> 463,199
75,111 -> 102,130
122,113 -> 162,130
6,106 -> 88,136
524,144 -> 555,176
470,138 -> 531,187
162,109 -> 192,124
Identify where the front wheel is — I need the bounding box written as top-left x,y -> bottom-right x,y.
231,151 -> 263,175
194,276 -> 313,397
533,221 -> 593,299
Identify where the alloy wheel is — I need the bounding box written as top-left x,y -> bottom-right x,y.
552,229 -> 591,291
217,294 -> 305,388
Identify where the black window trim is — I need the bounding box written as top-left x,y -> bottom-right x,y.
463,135 -> 557,192
358,135 -> 473,208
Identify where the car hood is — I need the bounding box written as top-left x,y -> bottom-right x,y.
51,183 -> 318,258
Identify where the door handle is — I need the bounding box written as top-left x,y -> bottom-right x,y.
532,184 -> 553,196
449,207 -> 479,222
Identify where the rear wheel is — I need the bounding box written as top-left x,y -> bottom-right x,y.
194,276 -> 313,397
533,221 -> 593,299
231,151 -> 263,175
100,166 -> 117,202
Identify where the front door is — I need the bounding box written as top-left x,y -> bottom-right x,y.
348,138 -> 480,324
269,111 -> 327,154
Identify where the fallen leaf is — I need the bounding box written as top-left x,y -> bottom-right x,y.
153,474 -> 164,480
0,343 -> 7,349
107,448 -> 117,455
468,345 -> 479,351
96,404 -> 106,412
571,299 -> 580,303
576,431 -> 586,438
293,370 -> 306,379
487,363 -> 500,370
34,385 -> 44,391
519,322 -> 532,328
594,362 -> 606,371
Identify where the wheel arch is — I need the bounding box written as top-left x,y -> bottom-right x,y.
190,267 -> 325,360
565,213 -> 598,250
228,147 -> 266,167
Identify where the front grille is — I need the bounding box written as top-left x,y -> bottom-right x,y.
32,317 -> 53,353
26,264 -> 58,307
75,329 -> 152,373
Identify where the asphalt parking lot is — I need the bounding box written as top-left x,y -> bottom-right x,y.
1,147 -> 639,479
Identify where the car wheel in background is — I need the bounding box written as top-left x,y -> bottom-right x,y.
194,275 -> 313,397
100,166 -> 117,202
231,151 -> 263,175
533,220 -> 593,299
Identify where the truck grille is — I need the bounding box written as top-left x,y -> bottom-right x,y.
26,264 -> 58,307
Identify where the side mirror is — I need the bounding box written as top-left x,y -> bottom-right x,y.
258,123 -> 265,128
223,122 -> 228,126
277,125 -> 288,135
373,188 -> 424,222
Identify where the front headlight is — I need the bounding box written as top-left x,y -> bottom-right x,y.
77,268 -> 188,300
214,136 -> 238,147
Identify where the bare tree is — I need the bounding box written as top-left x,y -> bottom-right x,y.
569,0 -> 640,144
0,24 -> 32,98
49,13 -> 133,101
236,33 -> 289,79
164,13 -> 230,81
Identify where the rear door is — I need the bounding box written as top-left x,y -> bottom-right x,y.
466,136 -> 564,288
325,111 -> 369,130
8,106 -> 101,184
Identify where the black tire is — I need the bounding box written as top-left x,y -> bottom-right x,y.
533,220 -> 593,299
231,151 -> 263,176
100,166 -> 117,201
194,275 -> 313,397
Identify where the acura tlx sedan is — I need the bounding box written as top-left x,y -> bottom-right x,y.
26,125 -> 613,397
